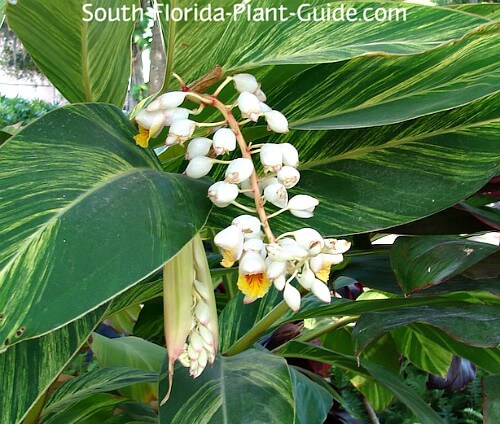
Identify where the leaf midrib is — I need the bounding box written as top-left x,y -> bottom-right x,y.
298,117 -> 500,171
0,168 -> 151,280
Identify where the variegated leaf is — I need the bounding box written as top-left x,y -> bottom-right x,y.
6,0 -> 138,105
0,103 -> 211,350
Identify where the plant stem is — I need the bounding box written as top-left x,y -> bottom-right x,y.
363,397 -> 380,424
224,301 -> 289,356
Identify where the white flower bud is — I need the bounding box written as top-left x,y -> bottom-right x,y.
277,166 -> 300,189
259,102 -> 272,113
238,92 -> 261,122
266,260 -> 287,280
232,215 -> 262,238
239,251 -> 266,275
185,157 -> 213,179
311,279 -> 331,303
260,144 -> 283,173
213,128 -> 237,155
166,119 -> 196,146
240,179 -> 256,199
225,158 -> 254,184
195,303 -> 210,326
186,137 -> 212,160
293,228 -> 324,252
296,267 -> 315,290
243,238 -> 265,254
233,73 -> 259,94
190,331 -> 204,352
208,181 -> 239,207
147,91 -> 186,112
264,183 -> 288,208
280,143 -> 299,167
324,239 -> 352,254
197,348 -> 208,369
258,177 -> 279,192
283,284 -> 301,312
266,243 -> 294,261
164,107 -> 191,125
198,325 -> 214,347
273,274 -> 286,291
265,110 -> 289,133
135,109 -> 166,138
278,238 -> 309,260
255,88 -> 267,102
214,225 -> 244,267
288,195 -> 319,218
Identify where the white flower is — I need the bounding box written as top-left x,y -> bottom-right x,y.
185,157 -> 213,179
311,279 -> 331,303
258,177 -> 279,192
237,251 -> 272,300
238,92 -> 261,122
260,143 -> 283,173
166,119 -> 196,146
208,181 -> 239,207
214,225 -> 244,268
266,259 -> 287,280
266,239 -> 308,261
255,88 -> 267,102
186,137 -> 212,160
232,215 -> 262,239
259,102 -> 272,113
277,166 -> 300,189
296,266 -> 315,290
264,183 -> 288,208
309,253 -> 343,283
164,107 -> 191,125
240,179 -> 256,199
213,128 -> 236,155
293,228 -> 324,255
265,110 -> 289,133
283,284 -> 301,311
324,239 -> 352,254
279,238 -> 310,260
232,73 -> 259,94
225,158 -> 254,184
281,143 -> 299,167
273,274 -> 286,291
288,195 -> 319,218
243,238 -> 265,254
135,109 -> 166,138
147,91 -> 186,112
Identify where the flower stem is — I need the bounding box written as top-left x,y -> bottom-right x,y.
224,301 -> 290,356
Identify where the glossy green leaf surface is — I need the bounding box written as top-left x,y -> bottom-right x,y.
448,3 -> 500,21
391,236 -> 498,294
392,325 -> 452,377
289,367 -> 333,424
158,349 -> 295,423
0,103 -> 211,350
274,27 -> 500,129
279,341 -> 443,424
6,0 -> 138,105
90,335 -> 166,403
265,94 -> 500,236
218,291 -> 281,352
164,1 -> 488,83
353,304 -> 500,353
0,306 -> 106,424
483,375 -> 500,423
41,367 -> 158,420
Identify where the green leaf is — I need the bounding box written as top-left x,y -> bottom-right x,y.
403,323 -> 500,375
391,236 -> 498,294
6,0 -> 138,105
90,334 -> 166,403
0,103 -> 211,349
41,367 -> 158,420
0,306 -> 106,424
133,297 -> 165,345
279,341 -> 443,424
40,393 -> 124,424
353,304 -> 500,353
164,0 -> 489,82
289,367 -> 333,424
448,3 -> 500,21
277,27 -> 500,129
0,129 -> 11,145
483,375 -> 500,423
391,324 -> 453,377
213,94 -> 500,236
218,291 -> 281,352
158,349 -> 295,423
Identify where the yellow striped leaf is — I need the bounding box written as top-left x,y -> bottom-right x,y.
0,103 -> 211,350
6,0 -> 138,106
